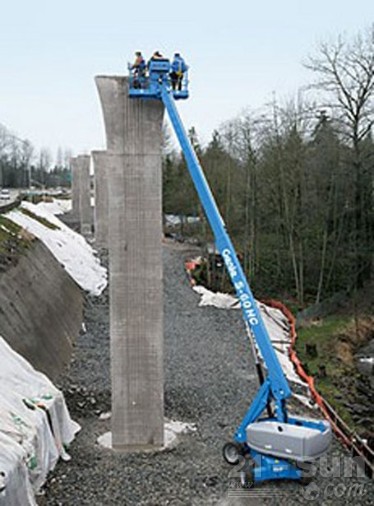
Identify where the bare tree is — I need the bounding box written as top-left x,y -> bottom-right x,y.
306,26 -> 374,143
20,140 -> 34,188
259,95 -> 315,304
0,125 -> 11,187
56,146 -> 64,169
36,148 -> 52,186
221,113 -> 259,278
306,25 -> 374,288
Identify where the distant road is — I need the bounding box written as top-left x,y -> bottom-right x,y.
0,189 -> 20,211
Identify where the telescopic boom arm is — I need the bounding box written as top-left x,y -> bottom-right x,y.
128,59 -> 331,478
160,85 -> 292,428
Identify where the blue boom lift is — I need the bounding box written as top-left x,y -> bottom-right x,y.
129,58 -> 331,486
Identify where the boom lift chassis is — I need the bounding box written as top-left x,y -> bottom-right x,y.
129,59 -> 331,486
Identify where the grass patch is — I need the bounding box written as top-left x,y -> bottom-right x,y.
0,215 -> 22,238
296,316 -> 351,375
316,378 -> 356,426
0,215 -> 34,267
295,315 -> 361,427
20,208 -> 60,230
22,194 -> 53,204
54,193 -> 71,200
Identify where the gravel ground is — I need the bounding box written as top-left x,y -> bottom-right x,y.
39,240 -> 374,505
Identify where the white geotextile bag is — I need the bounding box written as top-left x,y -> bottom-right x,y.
0,433 -> 37,506
0,392 -> 59,490
0,336 -> 80,447
0,336 -> 80,504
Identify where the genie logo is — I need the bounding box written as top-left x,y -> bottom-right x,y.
222,249 -> 238,278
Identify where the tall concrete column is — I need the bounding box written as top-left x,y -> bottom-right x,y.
77,154 -> 92,237
71,157 -> 80,219
92,150 -> 108,248
96,76 -> 164,450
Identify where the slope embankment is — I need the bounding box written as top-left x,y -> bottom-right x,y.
0,199 -> 107,380
0,199 -> 107,505
0,238 -> 83,379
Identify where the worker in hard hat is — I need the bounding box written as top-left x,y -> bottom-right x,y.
130,51 -> 146,89
131,51 -> 146,77
151,50 -> 164,60
170,53 -> 188,91
147,51 -> 167,70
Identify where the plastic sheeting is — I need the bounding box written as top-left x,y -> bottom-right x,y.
33,199 -> 72,216
0,336 -> 80,506
165,214 -> 200,226
6,201 -> 107,296
0,433 -> 36,506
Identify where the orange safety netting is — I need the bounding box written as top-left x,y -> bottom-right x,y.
263,299 -> 351,447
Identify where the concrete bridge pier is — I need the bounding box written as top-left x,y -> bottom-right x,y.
92,150 -> 108,248
76,154 -> 92,237
70,157 -> 80,220
95,76 -> 164,450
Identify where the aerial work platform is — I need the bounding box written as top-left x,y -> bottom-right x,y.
128,58 -> 331,486
128,59 -> 189,100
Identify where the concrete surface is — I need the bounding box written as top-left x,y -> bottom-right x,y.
96,75 -> 165,449
70,157 -> 80,220
77,155 -> 92,237
0,239 -> 83,380
92,150 -> 108,248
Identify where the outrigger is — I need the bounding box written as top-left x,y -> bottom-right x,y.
128,57 -> 331,486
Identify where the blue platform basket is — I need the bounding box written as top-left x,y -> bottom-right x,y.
128,59 -> 189,100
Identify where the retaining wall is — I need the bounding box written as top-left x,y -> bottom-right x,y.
0,239 -> 83,380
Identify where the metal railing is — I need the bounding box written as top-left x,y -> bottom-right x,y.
322,397 -> 374,479
128,64 -> 189,94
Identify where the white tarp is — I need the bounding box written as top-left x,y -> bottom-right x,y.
6,201 -> 107,296
97,418 -> 196,450
0,336 -> 80,506
165,214 -> 200,226
0,433 -> 36,506
34,199 -> 72,216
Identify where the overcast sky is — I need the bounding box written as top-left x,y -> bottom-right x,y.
0,1 -> 372,159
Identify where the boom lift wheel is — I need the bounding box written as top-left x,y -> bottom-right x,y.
239,456 -> 255,489
223,442 -> 243,465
